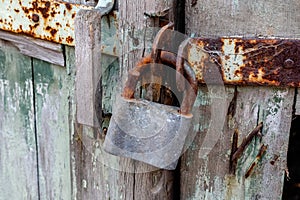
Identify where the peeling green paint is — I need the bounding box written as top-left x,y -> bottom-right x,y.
0,49 -> 6,77
0,45 -> 38,200
101,55 -> 120,115
33,58 -> 72,200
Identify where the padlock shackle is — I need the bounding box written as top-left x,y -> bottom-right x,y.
122,51 -> 198,116
122,23 -> 198,116
150,22 -> 174,63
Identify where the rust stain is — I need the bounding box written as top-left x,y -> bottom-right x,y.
235,39 -> 300,87
66,36 -> 74,44
270,154 -> 280,165
245,162 -> 256,179
188,37 -> 300,87
50,29 -> 57,37
0,0 -> 91,45
65,3 -> 72,11
245,144 -> 268,178
113,46 -> 117,55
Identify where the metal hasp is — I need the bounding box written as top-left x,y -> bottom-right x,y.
187,38 -> 300,87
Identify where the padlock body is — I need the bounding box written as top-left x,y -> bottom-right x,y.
103,96 -> 193,170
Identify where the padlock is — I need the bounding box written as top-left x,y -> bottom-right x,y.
103,24 -> 198,170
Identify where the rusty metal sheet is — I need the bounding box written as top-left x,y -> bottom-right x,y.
0,0 -> 90,46
0,0 -> 119,56
187,38 -> 300,87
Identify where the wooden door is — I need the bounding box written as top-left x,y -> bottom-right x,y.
1,0 -> 299,199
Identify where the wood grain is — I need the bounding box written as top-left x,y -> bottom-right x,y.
33,58 -> 73,199
0,40 -> 39,200
0,30 -> 64,66
181,0 -> 297,199
106,0 -> 176,199
75,9 -> 102,128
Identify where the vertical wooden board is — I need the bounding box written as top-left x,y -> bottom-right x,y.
180,86 -> 235,200
0,42 -> 38,199
73,8 -> 121,200
182,0 -> 298,199
69,39 -> 133,199
225,87 -> 294,199
244,87 -> 294,199
33,58 -> 72,199
180,86 -> 294,199
75,9 -> 102,128
65,46 -> 79,200
116,0 -> 176,199
73,124 -> 138,200
119,0 -> 173,72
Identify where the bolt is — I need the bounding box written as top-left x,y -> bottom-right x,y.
32,14 -> 39,23
283,58 -> 294,69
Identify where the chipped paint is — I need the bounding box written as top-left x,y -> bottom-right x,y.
33,58 -> 72,199
0,0 -> 119,56
187,38 -> 300,87
0,46 -> 38,200
0,0 -> 92,45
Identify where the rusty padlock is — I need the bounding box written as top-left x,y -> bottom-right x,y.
103,25 -> 198,170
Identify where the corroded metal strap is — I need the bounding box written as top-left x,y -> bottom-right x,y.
0,0 -> 91,45
187,38 -> 300,87
0,0 -> 117,49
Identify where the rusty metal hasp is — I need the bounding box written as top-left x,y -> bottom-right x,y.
103,25 -> 198,170
187,37 -> 300,87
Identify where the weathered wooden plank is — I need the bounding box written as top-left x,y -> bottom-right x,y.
0,40 -> 39,199
0,30 -> 64,66
114,0 -> 176,199
181,0 -> 297,199
72,1 -> 176,198
75,9 -> 102,128
180,86 -> 294,199
180,86 -> 235,199
33,58 -> 72,199
71,15 -> 132,197
230,87 -> 294,199
72,0 -> 177,199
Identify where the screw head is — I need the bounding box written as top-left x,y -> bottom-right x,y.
32,14 -> 39,23
283,58 -> 294,69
